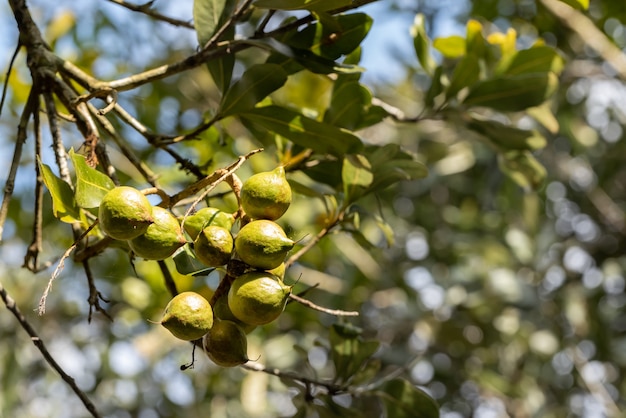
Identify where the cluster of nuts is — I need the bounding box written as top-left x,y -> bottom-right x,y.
97,166 -> 295,367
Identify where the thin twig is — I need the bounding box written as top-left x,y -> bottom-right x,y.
24,93 -> 44,271
39,221 -> 99,316
171,148 -> 263,210
243,361 -> 346,395
87,103 -> 159,186
0,87 -> 38,242
105,0 -> 194,29
158,260 -> 178,297
84,259 -> 112,322
285,216 -> 342,269
288,293 -> 359,316
0,40 -> 21,117
0,281 -> 103,418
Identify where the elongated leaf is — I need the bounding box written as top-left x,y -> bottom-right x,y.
206,27 -> 235,92
424,66 -> 444,108
39,161 -> 80,223
253,0 -> 353,11
193,0 -> 234,46
463,72 -> 558,112
466,116 -> 547,151
219,64 -> 288,117
70,150 -> 115,209
498,150 -> 547,191
370,159 -> 428,193
342,154 -> 373,204
446,54 -> 480,99
241,105 -> 363,155
173,244 -> 215,276
433,35 -> 465,58
317,14 -> 372,60
499,46 -> 564,76
324,80 -> 371,129
465,19 -> 486,58
380,379 -> 439,418
329,323 -> 379,384
411,14 -> 435,74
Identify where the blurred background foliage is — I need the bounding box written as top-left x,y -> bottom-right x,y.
1,0 -> 626,417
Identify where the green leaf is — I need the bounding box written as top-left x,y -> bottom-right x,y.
253,0 -> 353,11
380,379 -> 439,418
410,14 -> 435,74
241,105 -> 363,156
463,72 -> 558,112
265,38 -> 364,75
329,323 -> 380,384
287,179 -> 327,199
465,116 -> 547,151
173,244 -> 215,276
433,35 -> 466,58
219,64 -> 288,117
446,54 -> 480,99
206,27 -> 235,93
498,151 -> 547,191
342,154 -> 373,204
369,159 -> 428,193
309,13 -> 373,61
374,214 -> 395,247
69,150 -> 115,209
324,80 -> 371,130
499,46 -> 564,76
424,66 -> 444,108
193,0 -> 234,46
39,160 -> 80,223
302,159 -> 343,189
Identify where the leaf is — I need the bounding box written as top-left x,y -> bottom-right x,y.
309,13 -> 373,60
499,46 -> 564,76
446,54 -> 480,99
193,0 -> 234,46
324,80 -> 372,130
463,72 -> 558,112
380,379 -> 439,418
465,19 -> 486,58
465,116 -> 547,151
264,38 -> 364,75
173,244 -> 215,276
342,154 -> 373,204
241,105 -> 363,156
498,151 -> 547,191
39,160 -> 80,223
374,214 -> 395,247
253,0 -> 353,11
424,66 -> 444,108
287,179 -> 327,199
218,64 -> 288,117
410,14 -> 435,74
433,35 -> 466,58
206,27 -> 236,93
70,150 -> 115,209
329,323 -> 380,384
369,159 -> 428,193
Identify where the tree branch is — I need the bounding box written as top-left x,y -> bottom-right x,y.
0,88 -> 37,242
540,0 -> 626,80
0,281 -> 103,418
105,0 -> 195,29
